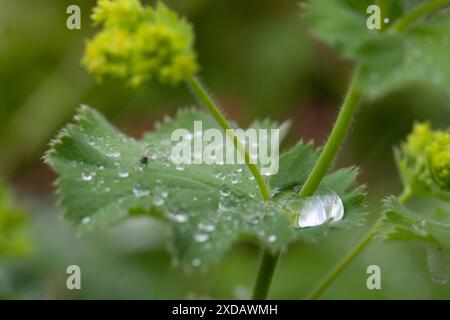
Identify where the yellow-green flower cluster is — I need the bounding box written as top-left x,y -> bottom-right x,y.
428,131 -> 450,190
402,122 -> 450,192
83,0 -> 198,87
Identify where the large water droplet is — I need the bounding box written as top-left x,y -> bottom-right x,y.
295,193 -> 344,228
427,246 -> 450,284
297,196 -> 327,228
321,194 -> 344,222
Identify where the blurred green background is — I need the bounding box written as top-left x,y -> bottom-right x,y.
1,0 -> 450,299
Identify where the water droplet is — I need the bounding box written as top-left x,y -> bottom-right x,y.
220,185 -> 231,197
219,202 -> 232,212
175,165 -> 185,171
321,194 -> 344,222
133,186 -> 150,198
247,214 -> 261,225
153,196 -> 164,206
161,190 -> 168,198
81,216 -> 91,224
81,172 -> 93,182
170,213 -> 188,223
118,171 -> 129,178
296,196 -> 327,228
198,222 -> 215,232
194,233 -> 209,242
106,151 -> 121,158
231,178 -> 239,184
192,258 -> 201,267
268,235 -> 277,242
295,194 -> 344,228
270,187 -> 281,198
427,246 -> 450,284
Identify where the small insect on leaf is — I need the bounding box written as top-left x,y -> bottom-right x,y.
140,155 -> 149,166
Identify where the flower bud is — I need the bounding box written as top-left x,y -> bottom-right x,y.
83,0 -> 198,87
428,132 -> 450,191
399,122 -> 450,193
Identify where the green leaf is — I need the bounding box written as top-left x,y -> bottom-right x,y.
379,197 -> 450,248
379,197 -> 450,282
46,106 -> 366,268
303,0 -> 450,97
271,147 -> 367,241
0,184 -> 30,257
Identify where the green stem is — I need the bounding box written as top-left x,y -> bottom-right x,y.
186,75 -> 278,300
299,67 -> 363,197
308,220 -> 382,300
250,0 -> 448,302
390,0 -> 450,32
252,250 -> 280,299
307,188 -> 414,300
305,0 -> 450,299
186,75 -> 271,201
251,66 -> 364,300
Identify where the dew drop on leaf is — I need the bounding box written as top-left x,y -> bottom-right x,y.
106,151 -> 121,158
198,222 -> 215,232
194,233 -> 209,242
296,196 -> 327,228
81,216 -> 91,224
170,213 -> 188,223
220,185 -> 231,197
132,186 -> 150,198
118,171 -> 129,178
192,258 -> 201,267
295,193 -> 344,228
321,193 -> 344,222
81,172 -> 93,182
153,196 -> 164,206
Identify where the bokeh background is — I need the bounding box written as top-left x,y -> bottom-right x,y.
1,0 -> 450,299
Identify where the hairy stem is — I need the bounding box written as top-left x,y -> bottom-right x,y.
299,67 -> 363,197
186,75 -> 279,300
307,188 -> 414,300
390,0 -> 450,32
251,66 -> 364,300
250,0 -> 448,301
186,75 -> 271,200
305,0 -> 450,299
